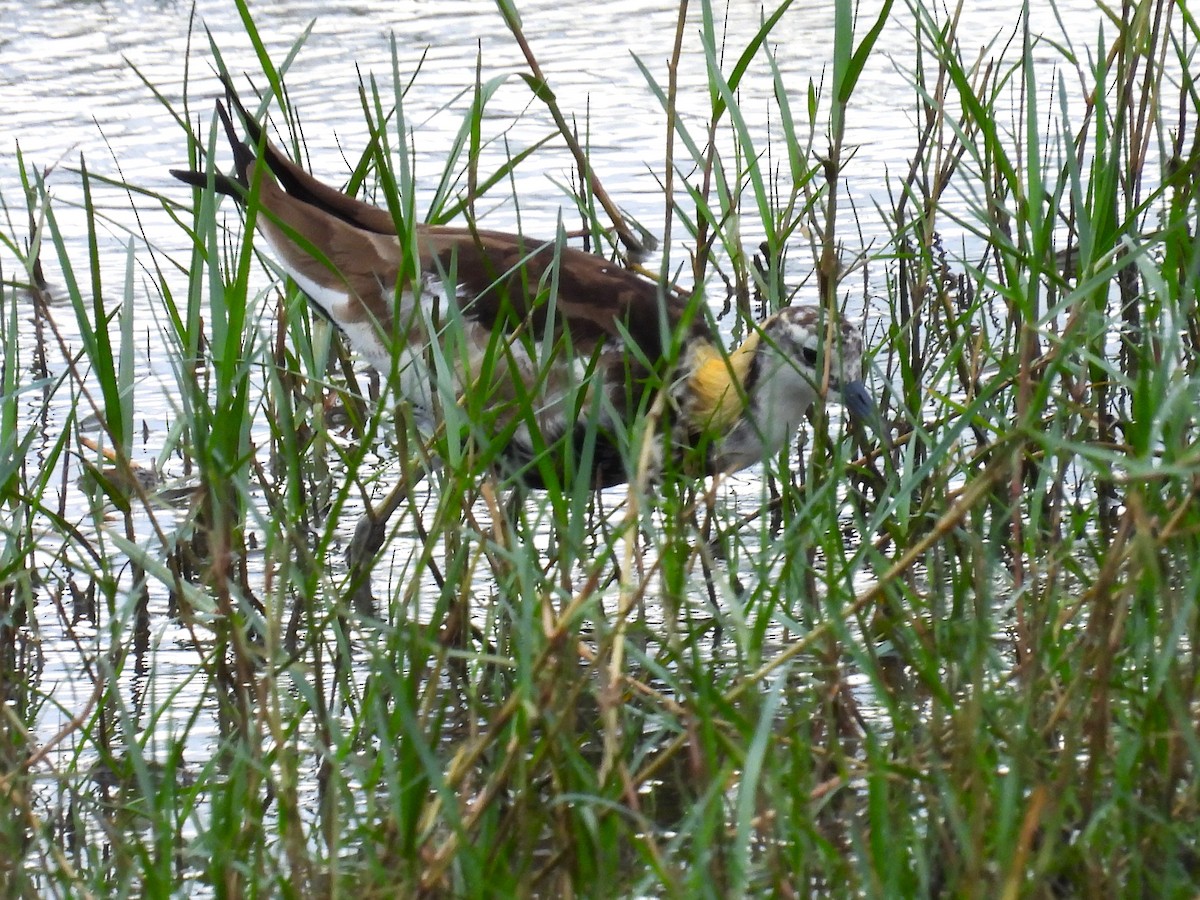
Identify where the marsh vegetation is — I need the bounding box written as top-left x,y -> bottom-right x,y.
2,0 -> 1199,895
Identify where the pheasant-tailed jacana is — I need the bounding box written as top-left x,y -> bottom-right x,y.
172,89 -> 879,598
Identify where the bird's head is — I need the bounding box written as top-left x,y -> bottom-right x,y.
687,305 -> 877,473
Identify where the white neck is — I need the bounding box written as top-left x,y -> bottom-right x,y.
711,354 -> 818,473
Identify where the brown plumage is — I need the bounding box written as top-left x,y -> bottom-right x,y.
172,88 -> 876,491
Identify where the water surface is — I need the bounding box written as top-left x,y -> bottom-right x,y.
0,0 -> 1110,877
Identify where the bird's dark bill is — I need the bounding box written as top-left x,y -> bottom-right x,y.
840,379 -> 889,448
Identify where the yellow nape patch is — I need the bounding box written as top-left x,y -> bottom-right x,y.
688,332 -> 760,431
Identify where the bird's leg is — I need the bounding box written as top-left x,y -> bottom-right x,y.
345,401 -> 438,615
696,476 -> 727,650
346,473 -> 418,616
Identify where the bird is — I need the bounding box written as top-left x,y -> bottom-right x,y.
173,91 -> 877,491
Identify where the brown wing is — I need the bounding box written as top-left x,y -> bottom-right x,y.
420,228 -> 699,354
177,86 -> 716,486
217,79 -> 708,361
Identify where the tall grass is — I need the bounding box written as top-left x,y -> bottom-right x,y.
1,0 -> 1198,895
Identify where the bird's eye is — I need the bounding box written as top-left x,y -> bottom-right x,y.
800,346 -> 819,366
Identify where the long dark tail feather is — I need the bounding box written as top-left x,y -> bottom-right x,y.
174,73 -> 400,236
215,99 -> 255,185
170,99 -> 254,200
218,74 -> 294,190
218,73 -> 400,237
218,74 -> 266,152
169,166 -> 243,199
